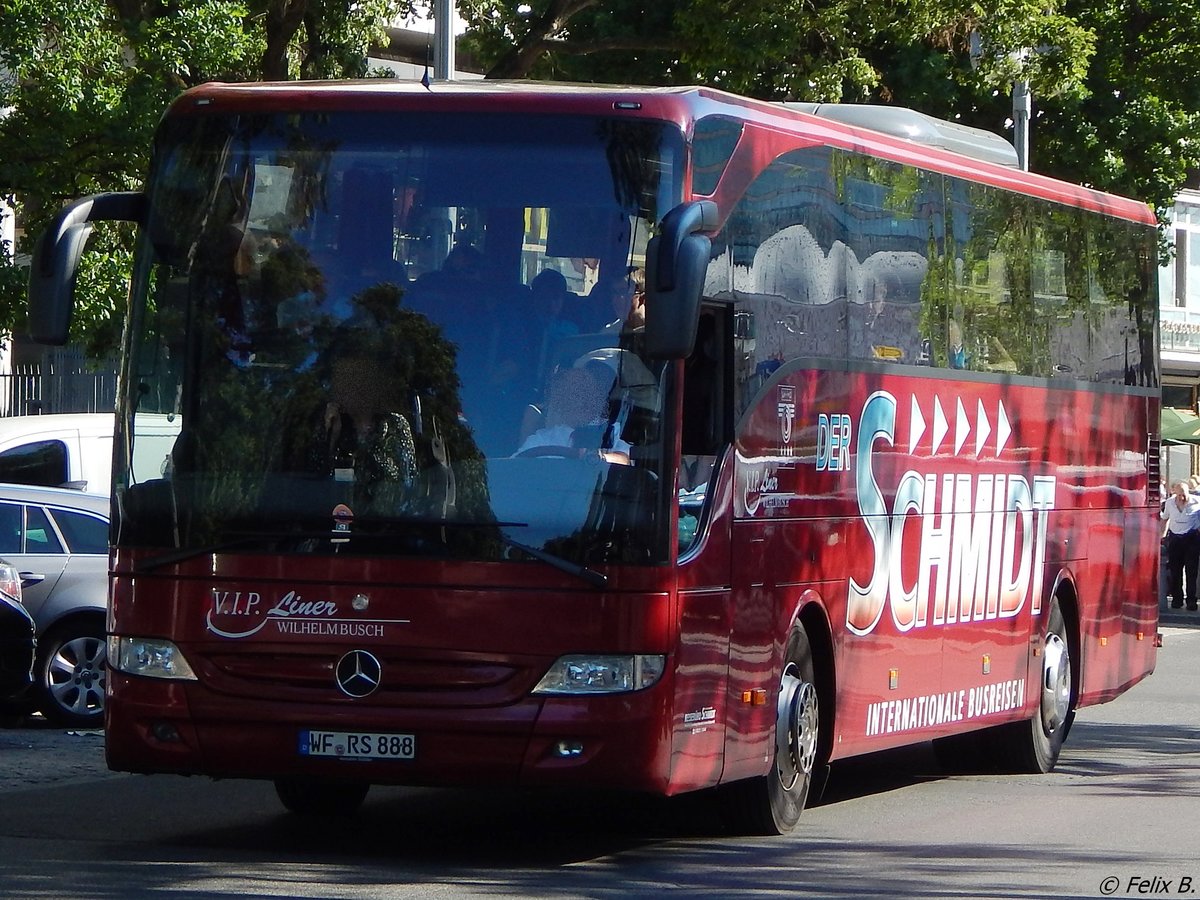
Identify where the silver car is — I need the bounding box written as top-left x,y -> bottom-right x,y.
0,483 -> 108,727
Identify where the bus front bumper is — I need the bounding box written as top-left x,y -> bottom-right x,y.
105,671 -> 675,794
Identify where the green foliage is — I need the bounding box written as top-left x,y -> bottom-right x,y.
461,0 -> 1093,105
1032,0 -> 1200,217
3,0 -> 1197,361
459,0 -> 1185,222
0,0 -> 414,354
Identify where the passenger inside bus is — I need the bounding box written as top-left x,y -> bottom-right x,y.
292,319 -> 464,519
320,330 -> 419,495
529,269 -> 581,373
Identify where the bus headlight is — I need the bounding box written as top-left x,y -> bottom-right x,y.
109,636 -> 198,681
531,654 -> 665,694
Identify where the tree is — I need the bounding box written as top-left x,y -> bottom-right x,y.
0,0 -> 415,354
4,0 -> 1196,355
460,0 -> 1092,110
461,1 -> 1198,215
1033,0 -> 1200,217
857,0 -> 1200,218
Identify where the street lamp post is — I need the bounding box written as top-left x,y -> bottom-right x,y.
1013,78 -> 1031,171
434,0 -> 455,80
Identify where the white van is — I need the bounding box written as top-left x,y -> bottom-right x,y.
0,413 -> 180,494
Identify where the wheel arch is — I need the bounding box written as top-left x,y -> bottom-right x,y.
28,569 -> 107,639
793,591 -> 836,766
1046,568 -> 1082,709
37,607 -> 107,647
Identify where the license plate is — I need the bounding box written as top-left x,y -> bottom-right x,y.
299,730 -> 415,760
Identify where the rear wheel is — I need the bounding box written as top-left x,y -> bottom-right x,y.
36,621 -> 106,728
720,627 -> 821,834
939,599 -> 1075,775
1003,598 -> 1075,773
274,778 -> 370,816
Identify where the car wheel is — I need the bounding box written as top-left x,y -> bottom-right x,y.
36,621 -> 107,728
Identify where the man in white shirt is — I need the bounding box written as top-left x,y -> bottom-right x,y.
1161,480 -> 1200,610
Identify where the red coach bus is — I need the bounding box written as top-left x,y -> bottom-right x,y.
29,82 -> 1160,834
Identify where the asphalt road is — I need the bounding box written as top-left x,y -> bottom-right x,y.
1,610 -> 1198,899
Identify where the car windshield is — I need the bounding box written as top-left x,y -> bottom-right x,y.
119,109 -> 683,567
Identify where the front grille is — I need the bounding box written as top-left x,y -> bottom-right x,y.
198,648 -> 535,706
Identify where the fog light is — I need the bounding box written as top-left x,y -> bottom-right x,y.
553,740 -> 585,757
151,722 -> 181,743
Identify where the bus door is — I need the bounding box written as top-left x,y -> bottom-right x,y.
671,306 -> 734,791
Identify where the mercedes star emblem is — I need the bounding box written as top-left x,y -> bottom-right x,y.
335,649 -> 382,698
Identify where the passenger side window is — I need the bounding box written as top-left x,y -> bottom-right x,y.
50,509 -> 109,554
25,507 -> 65,554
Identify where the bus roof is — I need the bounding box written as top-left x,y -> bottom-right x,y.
171,80 -> 1158,227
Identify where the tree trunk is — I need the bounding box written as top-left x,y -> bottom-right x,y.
262,0 -> 309,80
486,0 -> 599,79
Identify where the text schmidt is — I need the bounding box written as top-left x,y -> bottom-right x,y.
845,391 -> 1055,637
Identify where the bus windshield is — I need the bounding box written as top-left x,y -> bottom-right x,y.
121,110 -> 684,568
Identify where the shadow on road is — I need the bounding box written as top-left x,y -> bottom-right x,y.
0,706 -> 1194,900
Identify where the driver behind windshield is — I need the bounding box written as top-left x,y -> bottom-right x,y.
515,361 -> 631,464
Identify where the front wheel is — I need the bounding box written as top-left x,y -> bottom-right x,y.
274,778 -> 370,816
720,627 -> 821,834
36,621 -> 107,728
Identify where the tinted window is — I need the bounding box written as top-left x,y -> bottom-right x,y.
693,116 -> 743,196
124,110 -> 685,566
25,507 -> 64,554
712,138 -> 1158,405
50,509 -> 109,554
0,441 -> 69,487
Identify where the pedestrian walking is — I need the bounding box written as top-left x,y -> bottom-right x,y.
1161,480 -> 1200,610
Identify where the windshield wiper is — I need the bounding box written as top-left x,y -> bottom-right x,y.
497,535 -> 608,589
133,537 -> 279,573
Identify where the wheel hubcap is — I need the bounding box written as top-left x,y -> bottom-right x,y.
1041,632 -> 1071,735
775,663 -> 818,791
48,636 -> 107,719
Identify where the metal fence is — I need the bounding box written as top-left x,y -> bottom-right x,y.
0,354 -> 118,417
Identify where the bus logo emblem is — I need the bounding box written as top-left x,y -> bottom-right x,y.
778,385 -> 796,451
335,650 -> 382,698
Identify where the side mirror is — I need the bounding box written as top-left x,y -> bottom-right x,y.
644,200 -> 718,359
28,192 -> 146,345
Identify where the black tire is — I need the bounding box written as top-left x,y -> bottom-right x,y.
36,620 -> 107,729
274,778 -> 370,816
954,599 -> 1075,775
720,627 -> 821,834
1000,598 -> 1075,773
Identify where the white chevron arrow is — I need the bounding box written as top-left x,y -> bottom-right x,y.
975,399 -> 991,457
909,394 -> 926,454
954,397 -> 970,455
996,400 -> 1012,455
931,396 -> 948,454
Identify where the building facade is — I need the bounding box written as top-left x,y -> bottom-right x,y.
1160,188 -> 1200,482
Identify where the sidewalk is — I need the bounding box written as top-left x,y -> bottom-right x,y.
1158,599 -> 1200,628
